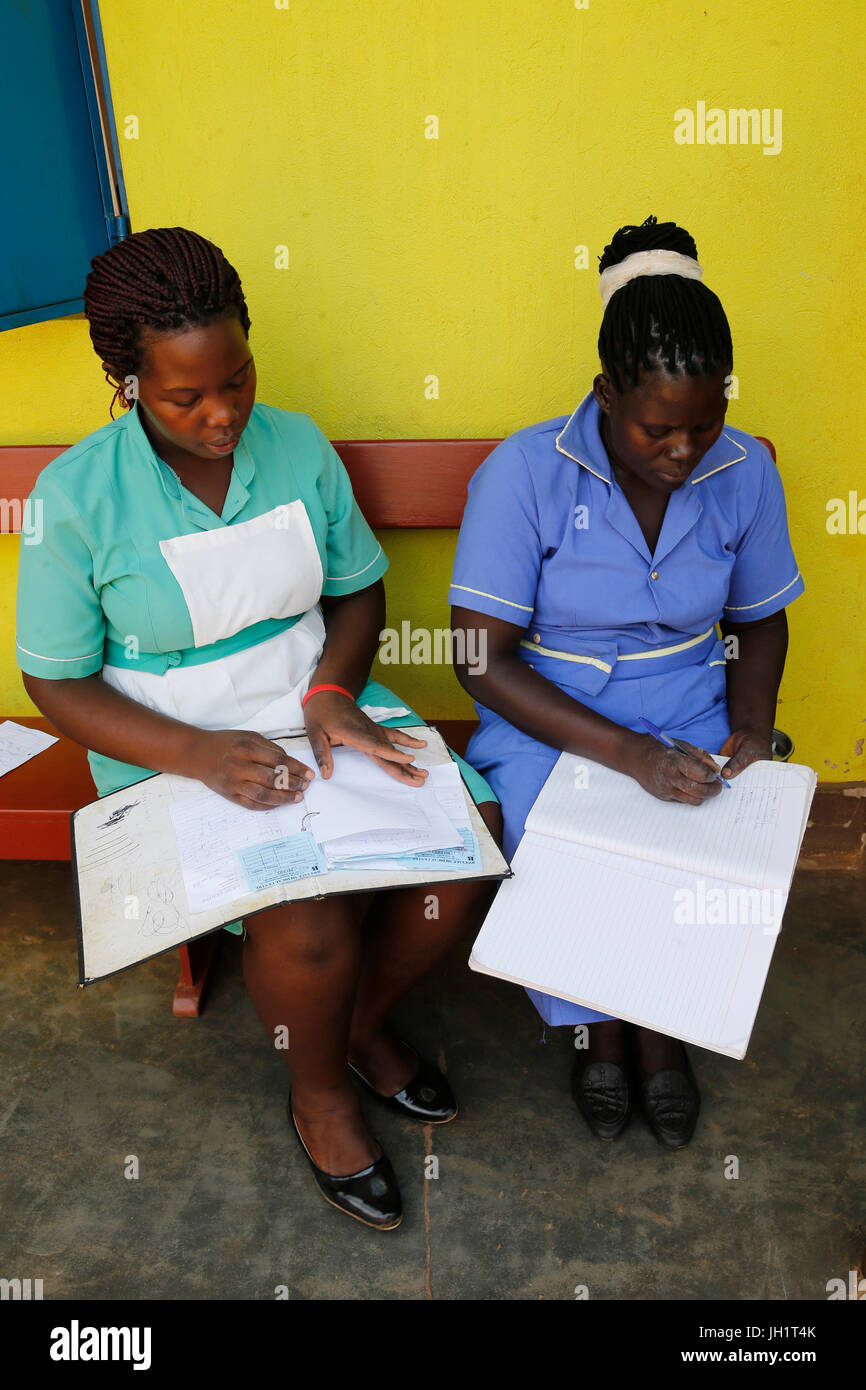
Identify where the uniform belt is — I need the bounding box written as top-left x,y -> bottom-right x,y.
102,613 -> 303,676
518,625 -> 718,679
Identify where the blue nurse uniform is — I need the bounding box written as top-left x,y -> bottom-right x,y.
449,392 -> 804,1025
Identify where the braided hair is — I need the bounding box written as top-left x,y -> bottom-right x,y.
598,216 -> 732,393
83,227 -> 251,417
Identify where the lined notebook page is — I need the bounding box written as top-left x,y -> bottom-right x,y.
526,755 -> 816,891
470,832 -> 783,1057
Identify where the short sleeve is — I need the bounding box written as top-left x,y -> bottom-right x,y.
307,419 -> 390,597
449,435 -> 541,624
15,473 -> 106,679
723,446 -> 805,622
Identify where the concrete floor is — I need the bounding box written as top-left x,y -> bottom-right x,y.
1,861 -> 863,1301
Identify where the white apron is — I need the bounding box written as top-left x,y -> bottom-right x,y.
101,502 -> 327,739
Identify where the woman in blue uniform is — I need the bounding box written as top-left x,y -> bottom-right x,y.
450,216 -> 803,1148
16,226 -> 501,1230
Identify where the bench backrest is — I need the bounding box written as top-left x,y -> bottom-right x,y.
0,435 -> 776,533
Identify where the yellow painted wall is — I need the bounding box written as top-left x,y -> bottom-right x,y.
1,0 -> 863,778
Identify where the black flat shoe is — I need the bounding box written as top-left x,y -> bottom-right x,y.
638,1050 -> 701,1149
571,1054 -> 632,1140
288,1093 -> 402,1230
348,1045 -> 458,1124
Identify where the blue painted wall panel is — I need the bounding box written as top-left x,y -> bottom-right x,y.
0,1 -> 124,328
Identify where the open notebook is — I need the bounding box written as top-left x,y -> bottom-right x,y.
469,754 -> 816,1058
72,727 -> 510,985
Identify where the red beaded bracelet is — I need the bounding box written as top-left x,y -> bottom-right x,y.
301,683 -> 356,709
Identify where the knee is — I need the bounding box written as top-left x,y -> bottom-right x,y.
244,901 -> 354,970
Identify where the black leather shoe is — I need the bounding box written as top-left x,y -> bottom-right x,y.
348,1045 -> 458,1124
288,1093 -> 402,1230
638,1051 -> 701,1149
571,1054 -> 632,1140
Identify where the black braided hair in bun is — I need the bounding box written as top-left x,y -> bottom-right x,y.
598,215 -> 732,393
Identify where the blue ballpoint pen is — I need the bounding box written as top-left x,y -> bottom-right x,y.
638,716 -> 731,789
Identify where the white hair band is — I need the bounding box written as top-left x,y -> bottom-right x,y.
599,249 -> 704,311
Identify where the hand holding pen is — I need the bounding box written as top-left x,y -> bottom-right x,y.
631,717 -> 730,805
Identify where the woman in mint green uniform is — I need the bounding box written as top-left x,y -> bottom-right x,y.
16,227 -> 500,1232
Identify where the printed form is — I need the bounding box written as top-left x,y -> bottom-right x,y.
169,745 -> 471,913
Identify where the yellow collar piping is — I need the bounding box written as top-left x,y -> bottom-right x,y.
554,409 -> 612,485
556,416 -> 747,489
689,433 -> 748,484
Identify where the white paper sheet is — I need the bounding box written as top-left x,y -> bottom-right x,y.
326,762 -> 476,870
528,754 -> 816,890
169,791 -> 308,913
168,743 -> 463,910
297,746 -> 462,854
427,761 -> 474,823
470,831 -> 783,1058
360,704 -> 413,721
0,720 -> 58,779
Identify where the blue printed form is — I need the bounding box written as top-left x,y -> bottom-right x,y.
239,832 -> 325,893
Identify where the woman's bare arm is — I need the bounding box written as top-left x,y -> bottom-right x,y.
717,609 -> 789,776
20,672 -> 309,809
450,605 -> 722,804
22,672 -> 206,775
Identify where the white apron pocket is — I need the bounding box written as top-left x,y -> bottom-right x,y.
158,502 -> 324,648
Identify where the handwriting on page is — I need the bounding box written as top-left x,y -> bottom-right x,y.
730,784 -> 780,831
169,791 -> 308,913
80,823 -> 142,871
140,874 -> 185,937
528,756 -> 812,890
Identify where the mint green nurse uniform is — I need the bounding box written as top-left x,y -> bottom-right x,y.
16,401 -> 495,933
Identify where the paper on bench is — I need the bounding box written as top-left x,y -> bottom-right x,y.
0,719 -> 58,779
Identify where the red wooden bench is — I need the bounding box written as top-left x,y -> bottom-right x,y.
0,432 -> 780,1014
